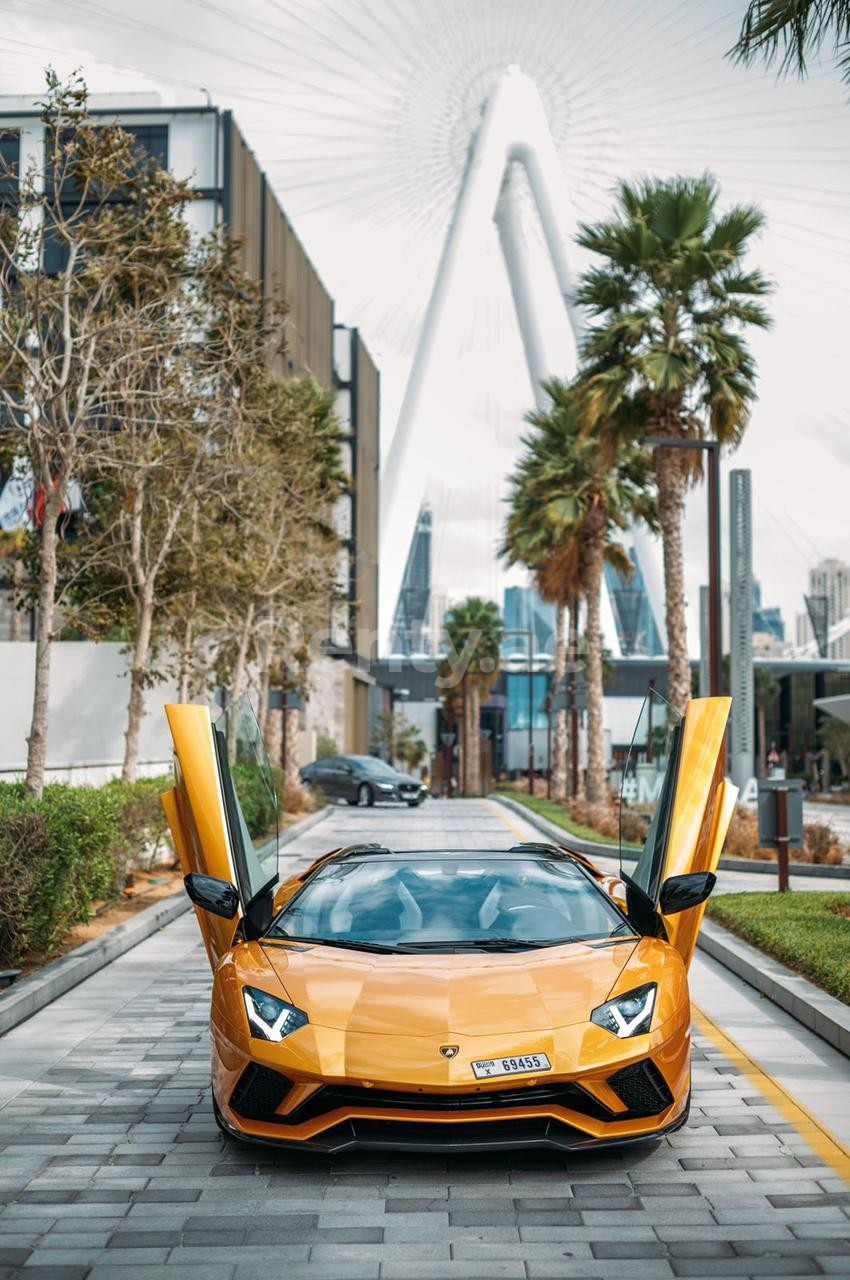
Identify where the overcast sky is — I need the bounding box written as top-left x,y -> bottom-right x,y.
1,0 -> 848,647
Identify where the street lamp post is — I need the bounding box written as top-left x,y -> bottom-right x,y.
440,731 -> 456,798
545,689 -> 553,798
527,655 -> 535,796
641,438 -> 722,697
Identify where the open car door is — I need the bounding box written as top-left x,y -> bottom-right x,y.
619,692 -> 737,968
161,696 -> 280,970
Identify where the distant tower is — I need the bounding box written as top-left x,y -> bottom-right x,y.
389,503 -> 432,656
729,470 -> 754,788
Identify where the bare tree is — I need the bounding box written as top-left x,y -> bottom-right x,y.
0,72 -> 194,793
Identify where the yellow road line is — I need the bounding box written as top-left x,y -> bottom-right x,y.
487,798 -> 535,843
693,1004 -> 850,1185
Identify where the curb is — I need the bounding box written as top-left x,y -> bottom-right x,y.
699,919 -> 850,1058
0,805 -> 330,1038
491,794 -> 850,879
492,793 -> 850,1057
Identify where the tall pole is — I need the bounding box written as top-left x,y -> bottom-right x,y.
545,691 -> 553,798
527,656 -> 535,796
570,595 -> 579,799
707,443 -> 722,697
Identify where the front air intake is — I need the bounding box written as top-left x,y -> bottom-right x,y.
607,1059 -> 673,1116
229,1064 -> 292,1121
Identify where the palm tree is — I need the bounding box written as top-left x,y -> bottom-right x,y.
731,0 -> 850,84
441,597 -> 503,795
576,176 -> 773,714
754,664 -> 780,777
502,454 -> 584,803
503,381 -> 656,813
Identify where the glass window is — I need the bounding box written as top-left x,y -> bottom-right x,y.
214,695 -> 278,906
268,854 -> 627,949
351,756 -> 398,777
619,690 -> 683,901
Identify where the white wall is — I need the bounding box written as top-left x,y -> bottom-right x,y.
0,642 -> 178,782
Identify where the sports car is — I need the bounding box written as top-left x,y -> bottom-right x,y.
161,691 -> 736,1153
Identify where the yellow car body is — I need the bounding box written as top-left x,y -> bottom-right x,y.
162,695 -> 736,1154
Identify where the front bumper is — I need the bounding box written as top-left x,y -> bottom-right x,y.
211,1007 -> 692,1153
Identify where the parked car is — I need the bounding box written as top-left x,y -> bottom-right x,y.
299,755 -> 427,807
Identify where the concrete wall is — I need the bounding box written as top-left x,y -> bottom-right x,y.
0,642 -> 178,783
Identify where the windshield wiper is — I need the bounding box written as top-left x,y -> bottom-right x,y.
400,937 -> 555,952
266,934 -> 401,954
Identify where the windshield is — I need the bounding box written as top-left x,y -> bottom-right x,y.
618,690 -> 683,901
353,757 -> 401,778
213,695 -> 279,907
267,854 -> 629,950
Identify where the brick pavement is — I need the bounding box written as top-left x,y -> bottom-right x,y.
0,799 -> 847,1280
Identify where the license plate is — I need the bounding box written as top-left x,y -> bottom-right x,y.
471,1053 -> 551,1080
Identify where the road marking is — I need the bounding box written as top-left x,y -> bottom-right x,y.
693,1004 -> 850,1185
489,797 -> 850,1184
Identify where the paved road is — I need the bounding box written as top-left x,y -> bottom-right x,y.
0,799 -> 848,1280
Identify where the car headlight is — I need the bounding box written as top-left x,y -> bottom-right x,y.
376,782 -> 395,791
243,987 -> 308,1042
591,983 -> 656,1038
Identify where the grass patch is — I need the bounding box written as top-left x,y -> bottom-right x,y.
493,790 -> 641,848
706,891 -> 850,1005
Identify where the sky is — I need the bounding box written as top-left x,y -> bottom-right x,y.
1,0 -> 848,649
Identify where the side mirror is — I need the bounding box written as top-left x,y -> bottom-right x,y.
659,871 -> 716,916
343,764 -> 355,775
184,872 -> 239,919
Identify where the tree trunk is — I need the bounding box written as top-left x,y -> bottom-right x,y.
568,596 -> 585,801
227,601 -> 255,760
122,589 -> 155,783
284,707 -> 300,792
467,681 -> 481,795
257,659 -> 270,742
25,485 -> 64,797
584,535 -> 607,812
654,446 -> 691,716
757,702 -> 767,777
177,611 -> 194,703
552,604 -> 567,801
178,499 -> 199,704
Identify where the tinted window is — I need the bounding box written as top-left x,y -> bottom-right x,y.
269,855 -> 626,949
214,695 -> 278,906
619,690 -> 683,901
352,756 -> 399,777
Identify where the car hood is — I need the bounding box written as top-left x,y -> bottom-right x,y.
261,938 -> 638,1034
368,770 -> 419,785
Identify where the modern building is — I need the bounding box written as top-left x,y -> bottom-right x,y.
503,585 -> 556,659
795,558 -> 850,660
389,504 -> 432,657
752,580 -> 785,643
0,93 -> 380,762
605,551 -> 664,656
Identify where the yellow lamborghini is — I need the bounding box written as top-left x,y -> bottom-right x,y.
161,691 -> 736,1153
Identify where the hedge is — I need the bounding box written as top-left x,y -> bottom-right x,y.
0,775 -> 172,966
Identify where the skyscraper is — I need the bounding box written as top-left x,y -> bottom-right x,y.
503,586 -> 556,659
604,552 -> 664,656
388,504 -> 432,656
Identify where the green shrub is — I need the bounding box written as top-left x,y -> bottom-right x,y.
0,774 -> 177,966
104,774 -> 173,871
0,782 -> 122,963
